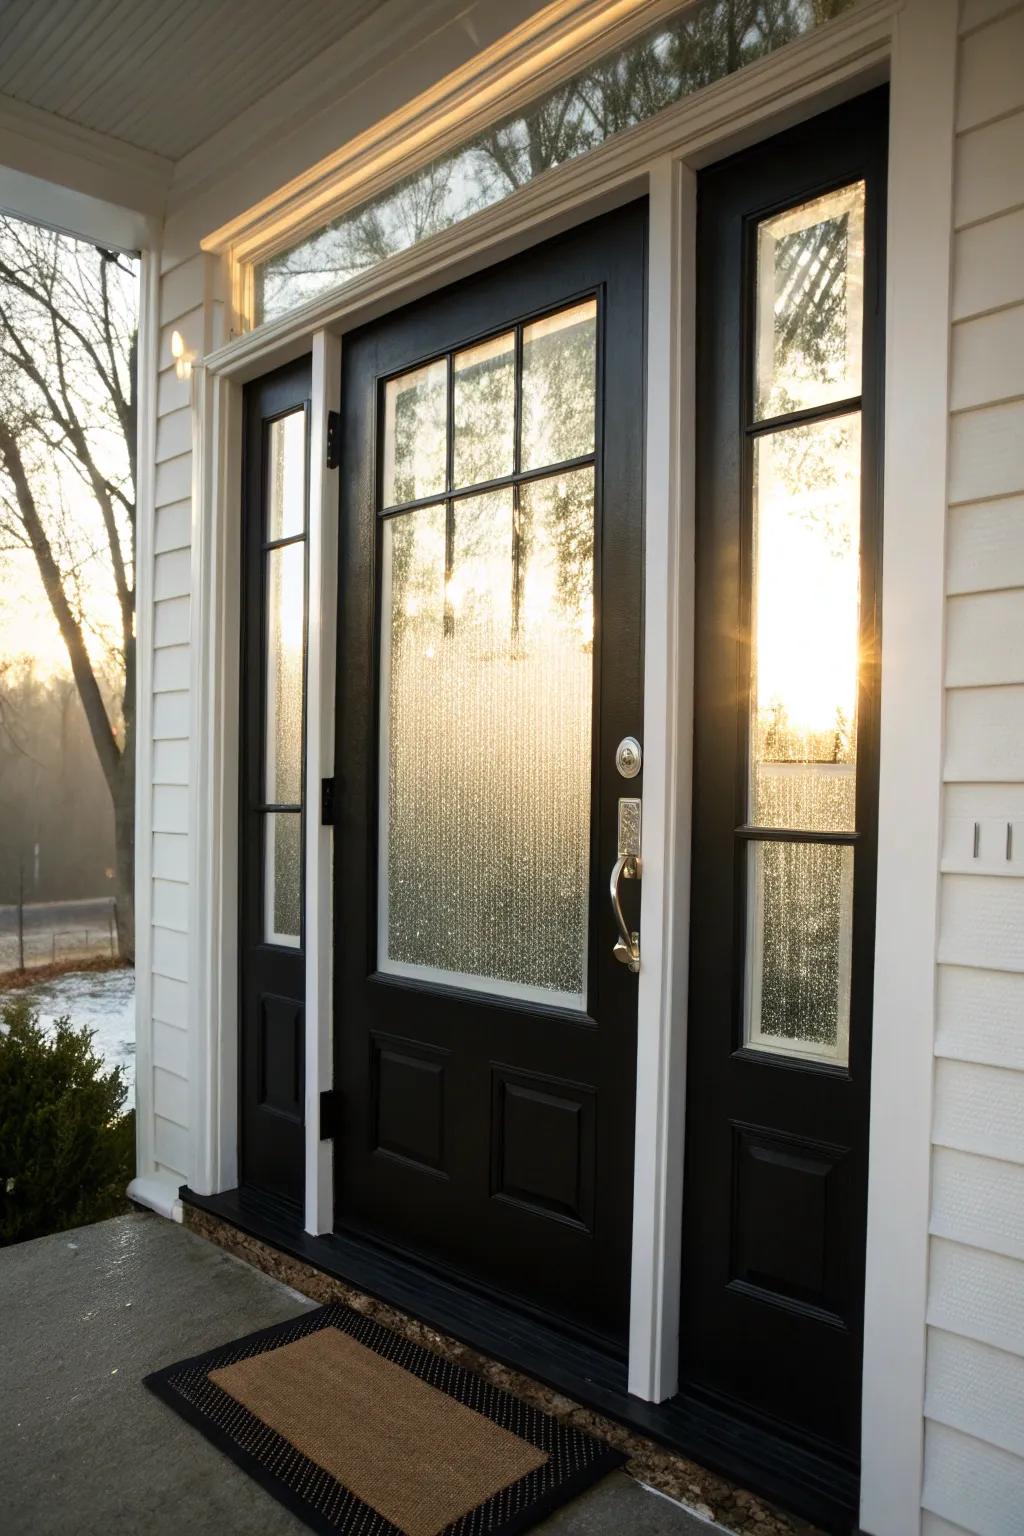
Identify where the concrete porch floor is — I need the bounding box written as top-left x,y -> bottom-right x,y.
0,1212 -> 717,1536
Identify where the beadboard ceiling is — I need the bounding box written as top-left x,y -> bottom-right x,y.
0,0 -> 392,161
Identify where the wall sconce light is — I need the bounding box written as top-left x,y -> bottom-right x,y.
170,328 -> 194,381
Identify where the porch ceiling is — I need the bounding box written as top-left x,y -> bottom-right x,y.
0,0 -> 388,161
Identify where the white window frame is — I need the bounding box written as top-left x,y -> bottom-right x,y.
185,4 -> 957,1531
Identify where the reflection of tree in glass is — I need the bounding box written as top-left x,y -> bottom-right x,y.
258,0 -> 854,321
761,214 -> 851,417
389,369 -> 446,505
521,313 -> 595,471
453,342 -> 514,489
517,472 -> 594,650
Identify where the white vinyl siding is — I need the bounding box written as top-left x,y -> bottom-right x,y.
924,7 -> 1024,1528
136,249 -> 225,1190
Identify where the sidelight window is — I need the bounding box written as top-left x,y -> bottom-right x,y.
743,182 -> 867,1066
260,409 -> 309,948
378,300 -> 598,1008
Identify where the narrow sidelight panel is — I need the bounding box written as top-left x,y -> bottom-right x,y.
239,361 -> 312,1208
684,91 -> 886,1491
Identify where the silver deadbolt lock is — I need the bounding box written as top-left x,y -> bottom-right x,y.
615,736 -> 642,779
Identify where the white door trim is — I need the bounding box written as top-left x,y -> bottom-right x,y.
628,153 -> 694,1401
860,3 -> 958,1532
304,329 -> 341,1235
184,9 -> 950,1525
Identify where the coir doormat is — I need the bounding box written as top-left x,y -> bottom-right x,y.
144,1301 -> 624,1536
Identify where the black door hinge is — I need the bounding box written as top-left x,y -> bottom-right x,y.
321,776 -> 335,826
326,410 -> 341,469
320,1088 -> 342,1141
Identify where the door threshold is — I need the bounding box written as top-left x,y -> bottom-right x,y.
180,1186 -> 859,1534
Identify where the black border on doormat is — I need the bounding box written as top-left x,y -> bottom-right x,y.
144,1300 -> 625,1536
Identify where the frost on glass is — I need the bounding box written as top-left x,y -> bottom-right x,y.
755,182 -> 865,420
750,414 -> 861,833
746,841 -> 853,1063
453,332 -> 515,490
264,811 -> 302,947
255,0 -> 855,323
264,542 -> 305,804
266,410 -> 306,541
521,303 -> 596,472
382,359 -> 447,507
380,470 -> 595,1005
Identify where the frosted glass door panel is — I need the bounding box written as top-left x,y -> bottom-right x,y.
264,811 -> 302,947
750,414 -> 861,834
379,474 -> 595,1007
266,412 -> 307,541
745,841 -> 853,1064
264,541 -> 306,804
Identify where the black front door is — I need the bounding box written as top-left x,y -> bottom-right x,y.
682,92 -> 887,1460
333,204 -> 646,1345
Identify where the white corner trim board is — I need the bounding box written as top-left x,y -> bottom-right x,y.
860,3 -> 959,1535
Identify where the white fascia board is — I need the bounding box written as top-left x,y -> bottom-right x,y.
0,93 -> 170,232
0,164 -> 160,253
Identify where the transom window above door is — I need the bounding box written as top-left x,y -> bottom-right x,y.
252,1 -> 858,324
377,300 -> 600,1008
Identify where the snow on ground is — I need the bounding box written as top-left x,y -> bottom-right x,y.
4,968 -> 136,1108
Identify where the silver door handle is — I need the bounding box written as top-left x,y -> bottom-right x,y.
610,853 -> 640,972
611,796 -> 641,973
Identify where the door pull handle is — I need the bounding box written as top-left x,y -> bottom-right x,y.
611,797 -> 641,973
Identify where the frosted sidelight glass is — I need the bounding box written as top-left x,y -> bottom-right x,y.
379,470 -> 595,1005
264,542 -> 306,805
745,841 -> 853,1064
267,411 -> 307,541
382,359 -> 448,507
264,812 -> 302,947
453,332 -> 515,489
750,414 -> 861,833
521,302 -> 596,471
755,182 -> 865,420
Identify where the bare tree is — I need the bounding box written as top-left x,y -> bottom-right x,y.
0,217 -> 137,960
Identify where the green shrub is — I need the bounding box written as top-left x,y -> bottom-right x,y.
0,995 -> 135,1245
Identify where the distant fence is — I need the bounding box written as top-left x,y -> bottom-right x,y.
0,919 -> 117,975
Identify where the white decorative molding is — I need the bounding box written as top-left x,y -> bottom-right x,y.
199,0 -> 686,265
167,0 -> 517,211
200,0 -> 896,363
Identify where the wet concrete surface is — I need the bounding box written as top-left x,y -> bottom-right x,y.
1,1212 -> 716,1535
